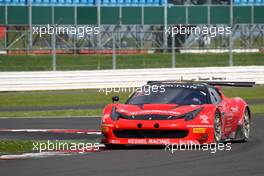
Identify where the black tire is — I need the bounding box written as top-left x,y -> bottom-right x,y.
240,109 -> 251,142
104,144 -> 125,149
214,111 -> 222,143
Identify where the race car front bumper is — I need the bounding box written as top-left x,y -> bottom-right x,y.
101,119 -> 215,145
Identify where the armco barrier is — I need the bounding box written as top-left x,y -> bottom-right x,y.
0,66 -> 263,91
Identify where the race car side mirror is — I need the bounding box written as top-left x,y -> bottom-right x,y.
215,86 -> 223,98
215,86 -> 222,92
112,96 -> 119,103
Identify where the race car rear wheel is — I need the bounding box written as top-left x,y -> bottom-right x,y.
214,111 -> 222,143
241,109 -> 251,141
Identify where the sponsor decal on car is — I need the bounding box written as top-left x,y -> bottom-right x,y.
187,124 -> 213,128
101,126 -> 109,133
193,128 -> 206,133
109,140 -> 121,144
235,97 -> 241,103
127,139 -> 170,145
199,115 -> 210,124
231,106 -> 239,113
118,109 -> 181,116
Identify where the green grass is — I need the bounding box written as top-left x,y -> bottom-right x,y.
0,140 -> 97,155
250,105 -> 264,115
0,140 -> 35,154
222,86 -> 264,100
0,86 -> 263,118
0,90 -> 129,108
0,53 -> 263,71
0,109 -> 102,118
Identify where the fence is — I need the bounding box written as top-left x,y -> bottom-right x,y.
0,5 -> 263,70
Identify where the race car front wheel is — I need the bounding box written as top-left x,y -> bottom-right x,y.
235,108 -> 251,142
214,111 -> 222,143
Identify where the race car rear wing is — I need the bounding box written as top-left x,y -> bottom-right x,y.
203,81 -> 256,87
204,81 -> 255,87
147,80 -> 255,87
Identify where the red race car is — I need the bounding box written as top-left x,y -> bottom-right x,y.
101,81 -> 254,148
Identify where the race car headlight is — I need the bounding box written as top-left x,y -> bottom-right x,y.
184,107 -> 204,121
111,106 -> 119,121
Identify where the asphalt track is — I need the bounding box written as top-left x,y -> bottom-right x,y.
0,131 -> 100,140
0,105 -> 104,112
0,117 -> 101,129
0,115 -> 264,176
0,117 -> 101,140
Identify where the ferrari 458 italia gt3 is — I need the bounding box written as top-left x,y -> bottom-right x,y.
101,81 -> 254,148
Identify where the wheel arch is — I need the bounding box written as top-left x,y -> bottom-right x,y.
213,107 -> 222,143
239,105 -> 251,125
245,106 -> 251,121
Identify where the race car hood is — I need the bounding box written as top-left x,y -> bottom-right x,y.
114,104 -> 203,117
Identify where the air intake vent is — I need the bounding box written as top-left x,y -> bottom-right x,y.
113,130 -> 188,138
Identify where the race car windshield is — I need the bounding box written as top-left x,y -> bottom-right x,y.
127,87 -> 208,105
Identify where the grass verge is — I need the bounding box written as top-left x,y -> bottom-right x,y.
250,105 -> 264,115
0,53 -> 263,71
0,90 -> 129,108
0,140 -> 96,155
0,140 -> 35,155
0,109 -> 102,118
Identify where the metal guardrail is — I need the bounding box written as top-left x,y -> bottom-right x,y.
0,66 -> 263,91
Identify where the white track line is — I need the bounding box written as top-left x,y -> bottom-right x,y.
0,152 -> 70,160
0,129 -> 102,135
0,129 -> 104,159
0,144 -> 106,160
